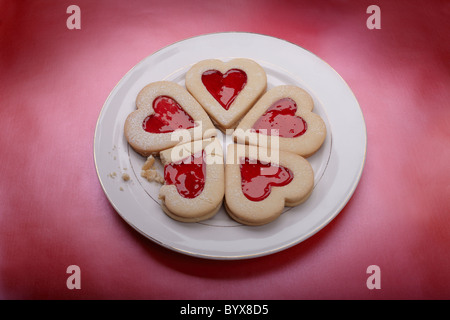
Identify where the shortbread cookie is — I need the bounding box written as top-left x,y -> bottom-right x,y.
158,138 -> 224,222
233,85 -> 326,157
225,144 -> 314,226
124,81 -> 216,156
185,58 -> 267,132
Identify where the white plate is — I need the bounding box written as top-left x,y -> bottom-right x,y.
94,32 -> 366,260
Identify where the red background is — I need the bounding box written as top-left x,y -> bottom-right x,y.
0,0 -> 449,299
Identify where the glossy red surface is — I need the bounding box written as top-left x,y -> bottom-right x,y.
142,96 -> 195,133
201,69 -> 247,110
253,98 -> 307,137
142,96 -> 196,133
164,151 -> 205,199
240,157 -> 293,201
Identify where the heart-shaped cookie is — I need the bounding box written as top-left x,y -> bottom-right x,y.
233,85 -> 326,157
225,144 -> 314,226
186,58 -> 267,132
159,138 -> 224,222
124,81 -> 216,156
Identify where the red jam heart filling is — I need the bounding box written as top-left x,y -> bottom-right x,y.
240,157 -> 293,202
201,69 -> 247,110
252,98 -> 307,138
164,151 -> 206,199
142,95 -> 196,133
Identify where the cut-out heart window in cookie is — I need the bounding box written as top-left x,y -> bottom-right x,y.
240,157 -> 293,201
252,98 -> 307,138
201,69 -> 247,110
164,151 -> 205,199
142,95 -> 197,133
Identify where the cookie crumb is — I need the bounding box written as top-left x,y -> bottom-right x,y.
141,155 -> 164,184
122,173 -> 130,181
108,172 -> 117,179
141,169 -> 164,184
142,155 -> 156,170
